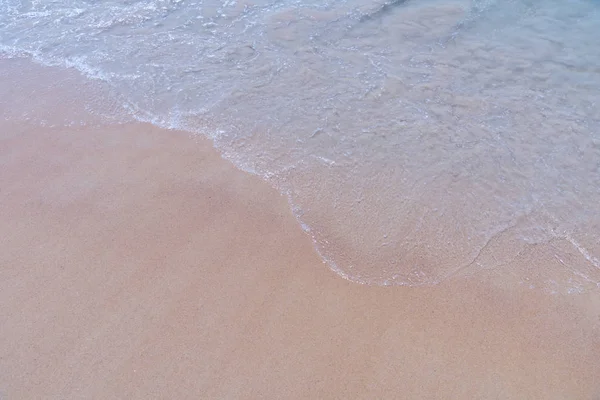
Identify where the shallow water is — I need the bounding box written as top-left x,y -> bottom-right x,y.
1,0 -> 599,288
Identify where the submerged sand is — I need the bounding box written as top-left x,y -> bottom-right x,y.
0,119 -> 599,399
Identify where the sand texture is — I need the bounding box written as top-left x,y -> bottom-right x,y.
1,119 -> 599,399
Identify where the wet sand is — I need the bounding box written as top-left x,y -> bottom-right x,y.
1,119 -> 599,399
1,58 -> 600,399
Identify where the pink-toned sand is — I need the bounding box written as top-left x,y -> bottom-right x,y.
1,121 -> 599,399
1,59 -> 599,399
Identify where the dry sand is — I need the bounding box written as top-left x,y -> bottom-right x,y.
1,59 -> 600,399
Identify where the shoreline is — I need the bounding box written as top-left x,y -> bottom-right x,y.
1,57 -> 599,398
1,119 -> 599,398
3,56 -> 599,292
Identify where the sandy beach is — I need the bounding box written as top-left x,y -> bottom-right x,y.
1,59 -> 600,399
0,119 -> 599,399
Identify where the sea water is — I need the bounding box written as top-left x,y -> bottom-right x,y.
1,0 -> 599,288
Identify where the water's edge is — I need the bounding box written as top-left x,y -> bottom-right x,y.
2,0 -> 599,291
